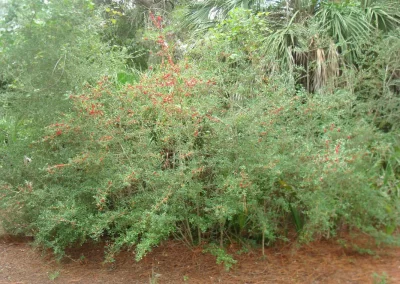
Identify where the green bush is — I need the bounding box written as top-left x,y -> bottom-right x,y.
1,7 -> 399,262
2,57 -> 399,260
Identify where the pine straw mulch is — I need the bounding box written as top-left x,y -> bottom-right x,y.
0,231 -> 399,283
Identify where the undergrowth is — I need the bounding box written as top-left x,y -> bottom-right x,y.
0,9 -> 399,263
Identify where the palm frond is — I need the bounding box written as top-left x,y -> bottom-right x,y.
182,0 -> 273,31
365,3 -> 400,32
313,48 -> 326,91
316,2 -> 371,64
326,40 -> 339,87
263,12 -> 302,73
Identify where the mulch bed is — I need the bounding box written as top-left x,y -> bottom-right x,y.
1,232 -> 399,283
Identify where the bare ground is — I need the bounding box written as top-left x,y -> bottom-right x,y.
0,232 -> 399,284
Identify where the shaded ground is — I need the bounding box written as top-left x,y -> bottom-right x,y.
0,232 -> 399,283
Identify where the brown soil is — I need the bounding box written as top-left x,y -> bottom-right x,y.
0,233 -> 399,284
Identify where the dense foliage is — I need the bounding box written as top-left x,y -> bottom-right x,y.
1,0 -> 126,94
1,0 -> 399,264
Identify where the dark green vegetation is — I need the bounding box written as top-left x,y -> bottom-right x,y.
1,0 -> 399,264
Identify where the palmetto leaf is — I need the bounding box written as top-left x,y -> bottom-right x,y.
263,12 -> 302,73
316,2 -> 371,64
183,0 -> 273,31
364,3 -> 400,32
